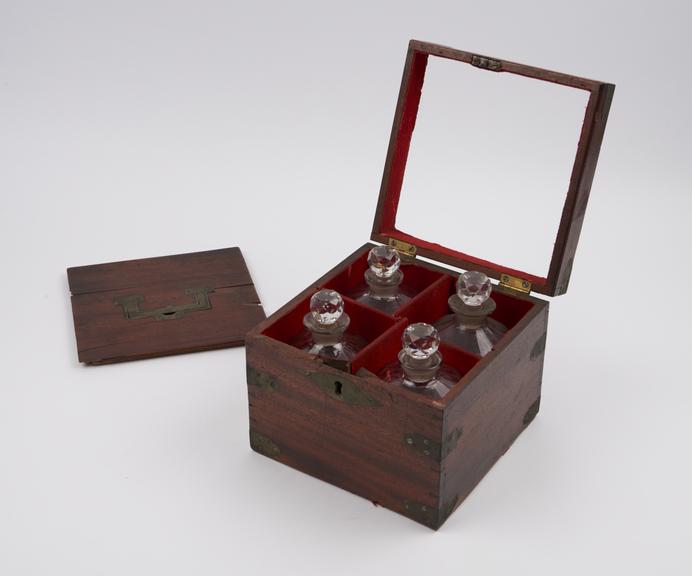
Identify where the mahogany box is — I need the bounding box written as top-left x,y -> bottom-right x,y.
246,40 -> 614,529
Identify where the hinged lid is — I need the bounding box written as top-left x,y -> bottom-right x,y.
371,40 -> 615,296
68,247 -> 265,364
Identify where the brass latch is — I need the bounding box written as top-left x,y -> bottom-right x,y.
499,274 -> 532,294
114,287 -> 214,321
387,238 -> 417,259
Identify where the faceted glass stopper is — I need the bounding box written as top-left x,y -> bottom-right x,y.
402,323 -> 440,359
310,289 -> 344,325
457,271 -> 492,306
368,245 -> 401,279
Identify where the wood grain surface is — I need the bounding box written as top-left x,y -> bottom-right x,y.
246,243 -> 549,529
68,247 -> 265,365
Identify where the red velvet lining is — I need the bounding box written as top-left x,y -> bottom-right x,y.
378,52 -> 428,234
323,247 -> 443,300
394,272 -> 534,330
375,48 -> 548,289
351,317 -> 408,375
261,250 -> 535,386
490,289 -> 535,329
394,275 -> 451,324
261,293 -> 399,352
351,319 -> 480,382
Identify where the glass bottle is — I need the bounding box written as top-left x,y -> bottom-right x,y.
434,271 -> 507,357
297,289 -> 366,366
378,323 -> 461,399
353,245 -> 412,315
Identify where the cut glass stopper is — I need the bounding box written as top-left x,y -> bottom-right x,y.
403,323 -> 440,359
368,245 -> 401,279
457,271 -> 492,306
310,289 -> 344,325
377,322 -> 459,399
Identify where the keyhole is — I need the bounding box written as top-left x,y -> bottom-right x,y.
334,381 -> 343,396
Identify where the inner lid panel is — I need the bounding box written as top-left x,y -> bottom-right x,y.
371,41 -> 614,297
394,56 -> 590,280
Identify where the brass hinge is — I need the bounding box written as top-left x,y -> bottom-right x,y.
471,55 -> 502,72
387,238 -> 417,259
499,273 -> 532,294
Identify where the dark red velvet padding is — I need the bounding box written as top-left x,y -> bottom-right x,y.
352,320 -> 479,384
396,273 -> 534,331
261,292 -> 400,353
323,248 -> 443,300
260,247 -> 535,395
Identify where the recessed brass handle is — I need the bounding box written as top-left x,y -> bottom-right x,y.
113,287 -> 213,321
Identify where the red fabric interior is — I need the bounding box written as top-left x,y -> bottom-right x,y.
261,292 -> 398,351
394,275 -> 452,325
352,320 -> 479,381
375,49 -> 548,289
396,272 -> 533,330
323,248 -> 443,298
351,317 -> 408,375
261,249 -> 535,385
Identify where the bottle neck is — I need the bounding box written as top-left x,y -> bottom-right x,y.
448,294 -> 496,329
399,350 -> 442,386
303,313 -> 350,347
364,269 -> 403,300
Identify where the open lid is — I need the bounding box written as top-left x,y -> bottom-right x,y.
371,40 -> 615,297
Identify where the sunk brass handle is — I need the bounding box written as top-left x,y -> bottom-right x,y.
113,287 -> 213,321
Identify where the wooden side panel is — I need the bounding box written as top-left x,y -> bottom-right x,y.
68,247 -> 254,294
246,334 -> 446,528
438,299 -> 549,526
548,82 -> 615,295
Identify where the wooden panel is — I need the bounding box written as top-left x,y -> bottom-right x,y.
68,247 -> 253,294
247,334 -> 445,528
68,248 -> 265,364
438,298 -> 549,525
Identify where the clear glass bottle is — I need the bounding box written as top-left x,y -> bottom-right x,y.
352,245 -> 412,315
296,289 -> 366,366
434,271 -> 507,357
378,323 -> 461,399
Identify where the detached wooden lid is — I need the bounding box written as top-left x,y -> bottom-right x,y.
68,247 -> 265,365
371,40 -> 615,297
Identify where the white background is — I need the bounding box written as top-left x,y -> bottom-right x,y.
1,1 -> 691,574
